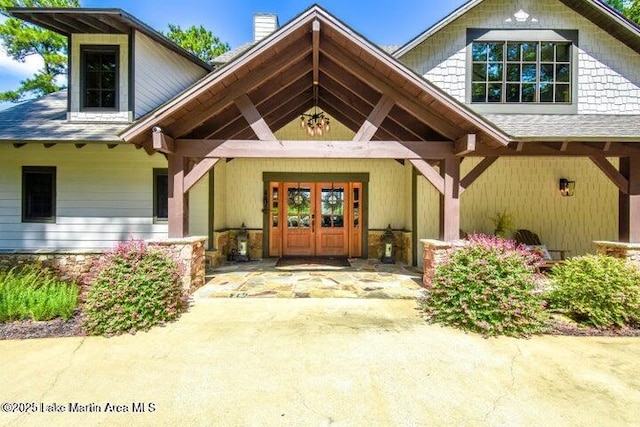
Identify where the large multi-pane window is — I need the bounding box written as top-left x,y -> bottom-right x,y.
471,41 -> 571,104
81,45 -> 118,109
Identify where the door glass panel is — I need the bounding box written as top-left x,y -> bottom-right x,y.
287,186 -> 311,228
353,186 -> 360,228
321,185 -> 344,228
271,185 -> 279,228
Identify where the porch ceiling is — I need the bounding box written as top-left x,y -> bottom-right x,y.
121,6 -> 510,152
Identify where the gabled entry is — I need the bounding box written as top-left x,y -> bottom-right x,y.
121,5 -> 512,257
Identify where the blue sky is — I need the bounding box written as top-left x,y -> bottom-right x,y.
0,0 -> 467,109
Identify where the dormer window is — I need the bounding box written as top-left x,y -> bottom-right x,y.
81,45 -> 118,110
466,29 -> 578,114
471,41 -> 571,104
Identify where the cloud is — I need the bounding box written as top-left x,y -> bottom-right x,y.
0,46 -> 44,78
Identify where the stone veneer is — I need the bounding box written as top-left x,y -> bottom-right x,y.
0,237 -> 208,295
0,251 -> 101,289
147,236 -> 207,293
594,241 -> 640,267
421,239 -> 467,288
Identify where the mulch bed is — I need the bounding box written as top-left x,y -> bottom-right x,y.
0,312 -> 86,340
546,315 -> 640,337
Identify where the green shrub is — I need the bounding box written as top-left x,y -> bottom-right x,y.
83,240 -> 188,336
421,234 -> 547,337
0,266 -> 79,322
548,255 -> 640,328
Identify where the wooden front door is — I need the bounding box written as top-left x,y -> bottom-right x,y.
269,181 -> 362,257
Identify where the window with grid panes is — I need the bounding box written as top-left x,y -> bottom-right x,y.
471,41 -> 571,104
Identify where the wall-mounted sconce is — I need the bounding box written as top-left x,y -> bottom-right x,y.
559,178 -> 575,197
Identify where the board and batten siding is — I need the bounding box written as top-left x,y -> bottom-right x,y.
0,144 -> 209,251
399,0 -> 640,114
134,32 -> 208,119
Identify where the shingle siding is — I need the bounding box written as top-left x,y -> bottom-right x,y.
399,0 -> 640,114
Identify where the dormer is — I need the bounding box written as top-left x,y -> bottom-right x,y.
7,8 -> 212,123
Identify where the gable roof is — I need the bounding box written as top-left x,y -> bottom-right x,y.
7,8 -> 213,71
121,5 -> 511,149
394,0 -> 640,57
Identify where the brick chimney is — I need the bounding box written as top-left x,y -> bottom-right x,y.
253,13 -> 279,42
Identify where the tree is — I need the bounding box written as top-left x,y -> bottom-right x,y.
163,23 -> 229,63
606,0 -> 640,24
0,0 -> 79,102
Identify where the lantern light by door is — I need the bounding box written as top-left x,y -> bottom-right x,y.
381,224 -> 395,264
237,223 -> 249,262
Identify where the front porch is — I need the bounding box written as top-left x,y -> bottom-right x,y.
194,258 -> 424,299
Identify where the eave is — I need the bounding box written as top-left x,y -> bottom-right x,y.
7,7 -> 213,71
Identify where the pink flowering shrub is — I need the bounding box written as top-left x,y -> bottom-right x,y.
83,240 -> 187,336
421,234 -> 547,337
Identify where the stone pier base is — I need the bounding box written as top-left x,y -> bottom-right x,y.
594,241 -> 640,268
147,236 -> 207,293
421,239 -> 466,288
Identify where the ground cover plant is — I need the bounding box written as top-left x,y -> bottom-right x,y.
548,254 -> 640,329
83,240 -> 188,336
421,234 -> 547,337
0,266 -> 79,322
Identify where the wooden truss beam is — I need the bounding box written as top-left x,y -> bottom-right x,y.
152,128 -> 175,154
312,20 -> 320,85
460,157 -> 498,194
184,158 -> 220,193
320,37 -> 463,141
174,139 -> 453,159
233,94 -> 276,141
353,94 -> 395,142
409,159 -> 444,194
589,156 -> 629,194
454,134 -> 476,156
168,37 -> 312,138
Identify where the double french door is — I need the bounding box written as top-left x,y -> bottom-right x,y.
268,181 -> 363,257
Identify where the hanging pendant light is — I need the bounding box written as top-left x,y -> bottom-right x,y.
300,85 -> 330,137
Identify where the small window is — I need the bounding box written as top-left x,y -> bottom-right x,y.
81,45 -> 118,110
154,169 -> 168,221
22,167 -> 56,223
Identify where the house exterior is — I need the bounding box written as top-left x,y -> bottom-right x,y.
1,0 -> 640,270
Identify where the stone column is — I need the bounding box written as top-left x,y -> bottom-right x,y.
147,236 -> 207,293
594,241 -> 640,268
421,239 -> 466,288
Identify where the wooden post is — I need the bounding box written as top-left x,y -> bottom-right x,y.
620,157 -> 640,242
440,156 -> 460,241
168,154 -> 189,238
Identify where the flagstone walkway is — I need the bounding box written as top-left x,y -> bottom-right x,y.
193,258 -> 425,299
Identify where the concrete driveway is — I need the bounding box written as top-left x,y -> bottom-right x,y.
0,299 -> 639,427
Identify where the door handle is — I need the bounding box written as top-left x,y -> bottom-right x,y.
311,214 -> 315,231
